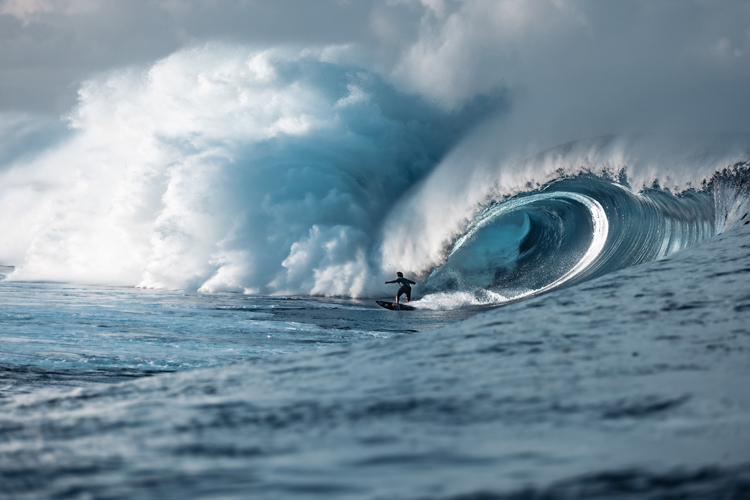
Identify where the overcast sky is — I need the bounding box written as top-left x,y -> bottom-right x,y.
1,0 -> 749,125
0,0 -> 386,113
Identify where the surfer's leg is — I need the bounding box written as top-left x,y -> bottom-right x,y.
397,286 -> 407,304
406,288 -> 411,302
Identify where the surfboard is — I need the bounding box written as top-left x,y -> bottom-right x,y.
376,300 -> 416,311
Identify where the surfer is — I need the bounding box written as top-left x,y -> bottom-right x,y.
385,272 -> 416,304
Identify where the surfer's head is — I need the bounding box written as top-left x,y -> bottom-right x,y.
396,272 -> 403,277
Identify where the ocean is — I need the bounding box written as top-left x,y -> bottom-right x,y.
1,44 -> 749,499
2,165 -> 749,498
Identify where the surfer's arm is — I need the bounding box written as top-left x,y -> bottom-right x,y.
409,280 -> 416,285
384,280 -> 395,284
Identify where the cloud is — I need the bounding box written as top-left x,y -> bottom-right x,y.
387,0 -> 586,109
2,0 -> 748,121
384,1 -> 749,118
0,0 -> 97,20
1,0 -> 53,18
0,0 -> 378,113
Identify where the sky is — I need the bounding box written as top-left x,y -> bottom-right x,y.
0,0 -> 749,294
0,0 -> 381,113
2,0 -> 749,120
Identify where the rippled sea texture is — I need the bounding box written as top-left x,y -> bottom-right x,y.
1,223 -> 749,499
0,278 -> 475,397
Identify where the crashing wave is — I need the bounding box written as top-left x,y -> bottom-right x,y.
416,163 -> 750,309
0,44 -> 747,303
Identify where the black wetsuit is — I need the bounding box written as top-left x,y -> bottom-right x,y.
394,277 -> 413,301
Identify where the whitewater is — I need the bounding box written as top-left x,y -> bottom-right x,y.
1,43 -> 750,499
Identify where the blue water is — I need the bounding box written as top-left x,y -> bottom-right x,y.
0,275 -> 476,396
1,167 -> 750,499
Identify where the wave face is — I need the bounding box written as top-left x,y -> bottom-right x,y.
418,173 -> 722,308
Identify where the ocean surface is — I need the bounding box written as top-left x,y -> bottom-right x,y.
0,274 -> 477,396
2,163 -> 750,499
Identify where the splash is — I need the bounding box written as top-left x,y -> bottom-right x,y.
0,44 -> 492,294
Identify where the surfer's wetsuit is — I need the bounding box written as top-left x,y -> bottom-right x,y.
386,276 -> 416,303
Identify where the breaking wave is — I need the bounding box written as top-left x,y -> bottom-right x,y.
0,44 -> 748,306
416,164 -> 750,309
